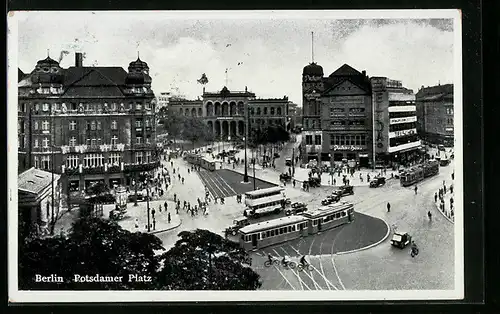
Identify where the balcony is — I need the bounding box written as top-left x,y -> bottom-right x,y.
123,161 -> 160,173
388,140 -> 421,153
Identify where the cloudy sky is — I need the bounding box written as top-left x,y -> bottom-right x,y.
14,11 -> 457,106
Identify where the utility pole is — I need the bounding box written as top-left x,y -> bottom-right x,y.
50,107 -> 55,234
146,177 -> 151,232
243,103 -> 249,182
28,107 -> 33,168
292,147 -> 295,176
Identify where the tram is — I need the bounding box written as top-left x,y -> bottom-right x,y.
238,202 -> 354,251
184,153 -> 218,171
400,160 -> 439,187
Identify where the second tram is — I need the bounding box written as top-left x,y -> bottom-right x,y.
400,160 -> 439,187
238,202 -> 354,251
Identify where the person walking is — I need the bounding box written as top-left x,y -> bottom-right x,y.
434,192 -> 438,202
168,212 -> 171,224
387,202 -> 391,212
293,179 -> 296,187
182,177 -> 185,184
414,185 -> 418,195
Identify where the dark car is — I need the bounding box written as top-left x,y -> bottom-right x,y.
390,231 -> 412,249
321,194 -> 340,205
286,202 -> 308,215
308,177 -> 321,188
369,177 -> 386,188
332,185 -> 354,197
285,158 -> 292,167
224,217 -> 250,236
279,173 -> 292,182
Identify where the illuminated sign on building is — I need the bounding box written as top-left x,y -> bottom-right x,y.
389,129 -> 417,138
389,116 -> 417,124
333,145 -> 364,151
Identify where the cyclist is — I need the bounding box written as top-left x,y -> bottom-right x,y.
267,253 -> 274,264
281,255 -> 290,267
300,255 -> 308,267
411,241 -> 418,254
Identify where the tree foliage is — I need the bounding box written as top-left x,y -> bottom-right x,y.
157,229 -> 261,290
19,220 -> 261,290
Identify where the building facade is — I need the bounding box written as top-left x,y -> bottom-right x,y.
415,84 -> 454,146
18,52 -> 158,193
371,77 -> 420,166
301,63 -> 373,167
168,86 -> 290,140
18,167 -> 61,234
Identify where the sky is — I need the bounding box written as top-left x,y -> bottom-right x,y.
14,11 -> 457,106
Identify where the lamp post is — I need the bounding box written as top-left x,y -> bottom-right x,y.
143,175 -> 151,232
243,105 -> 249,182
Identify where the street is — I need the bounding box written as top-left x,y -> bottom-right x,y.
154,141 -> 456,291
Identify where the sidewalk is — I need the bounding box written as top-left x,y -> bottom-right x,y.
433,180 -> 455,223
292,167 -> 399,187
102,200 -> 182,234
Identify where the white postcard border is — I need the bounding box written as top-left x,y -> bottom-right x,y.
8,9 -> 464,303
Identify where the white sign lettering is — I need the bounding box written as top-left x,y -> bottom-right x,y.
333,145 -> 364,151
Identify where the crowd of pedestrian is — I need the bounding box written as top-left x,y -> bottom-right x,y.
434,174 -> 455,221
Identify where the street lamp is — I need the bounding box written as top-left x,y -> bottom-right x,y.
243,105 -> 250,182
143,175 -> 152,232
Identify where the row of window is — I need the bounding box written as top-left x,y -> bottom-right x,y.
250,107 -> 283,116
68,135 -> 151,147
33,137 -> 50,148
19,102 -> 153,113
330,135 -> 367,146
241,222 -> 309,242
65,151 -> 152,168
248,200 -> 283,211
312,211 -> 348,225
331,120 -> 366,126
305,135 -> 322,145
389,122 -> 417,132
389,135 -> 419,147
33,155 -> 51,170
29,119 -> 152,132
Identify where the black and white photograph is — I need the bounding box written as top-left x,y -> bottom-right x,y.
7,10 -> 463,302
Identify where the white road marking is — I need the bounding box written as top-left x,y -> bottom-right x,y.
272,248 -> 308,290
209,172 -> 233,196
286,246 -> 338,290
279,247 -> 322,290
330,254 -> 346,290
199,171 -> 226,198
214,171 -> 238,195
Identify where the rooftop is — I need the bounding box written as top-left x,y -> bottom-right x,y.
18,167 -> 60,195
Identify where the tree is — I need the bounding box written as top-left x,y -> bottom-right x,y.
157,229 -> 261,290
182,117 -> 214,149
19,217 -> 164,290
163,114 -> 185,143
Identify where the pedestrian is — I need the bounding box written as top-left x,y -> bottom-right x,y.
152,217 -> 156,230
182,177 -> 185,184
221,197 -> 225,205
168,212 -> 171,224
176,204 -> 179,214
178,174 -> 181,180
164,201 -> 168,211
135,218 -> 139,229
387,202 -> 391,212
443,185 -> 447,194
173,168 -> 176,174
214,197 -> 218,204
414,185 -> 418,195
333,178 -> 336,186
434,192 -> 438,202
188,169 -> 190,174
451,172 -> 454,180
293,179 -> 296,187
152,208 -> 156,218
159,204 -> 162,213
183,200 -> 187,209
450,185 -> 453,194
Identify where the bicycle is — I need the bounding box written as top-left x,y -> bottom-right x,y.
297,263 -> 313,272
264,259 -> 280,267
282,261 -> 296,269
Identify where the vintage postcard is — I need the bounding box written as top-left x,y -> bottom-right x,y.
7,10 -> 463,302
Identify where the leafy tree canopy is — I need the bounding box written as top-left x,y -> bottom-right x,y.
157,229 -> 261,290
19,221 -> 261,291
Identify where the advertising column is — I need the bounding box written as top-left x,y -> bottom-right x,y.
370,77 -> 389,167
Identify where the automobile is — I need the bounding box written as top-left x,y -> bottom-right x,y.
369,177 -> 386,188
285,158 -> 292,166
206,148 -> 213,153
224,217 -> 250,236
279,173 -> 292,182
440,158 -> 450,166
332,185 -> 354,197
321,195 -> 340,205
308,177 -> 321,188
390,231 -> 412,248
285,202 -> 308,215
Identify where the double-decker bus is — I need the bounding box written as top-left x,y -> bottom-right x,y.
243,186 -> 287,218
238,202 -> 354,250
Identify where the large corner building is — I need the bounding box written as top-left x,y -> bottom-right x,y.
18,52 -> 158,192
300,62 -> 421,168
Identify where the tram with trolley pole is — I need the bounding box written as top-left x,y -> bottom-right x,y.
400,160 -> 439,187
238,202 -> 355,251
184,153 -> 218,171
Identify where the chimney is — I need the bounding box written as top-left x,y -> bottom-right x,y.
75,52 -> 83,67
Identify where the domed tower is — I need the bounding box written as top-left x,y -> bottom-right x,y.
126,56 -> 152,87
31,56 -> 64,85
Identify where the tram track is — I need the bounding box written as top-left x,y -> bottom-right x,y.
278,247 -> 322,290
